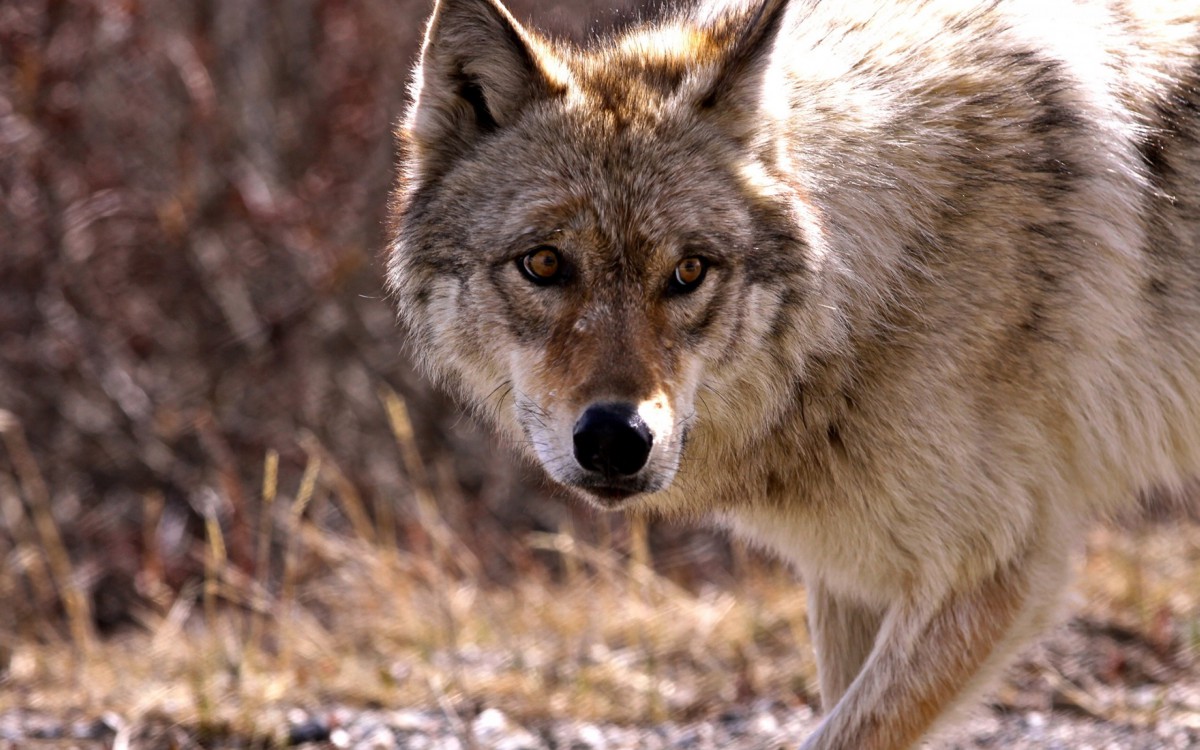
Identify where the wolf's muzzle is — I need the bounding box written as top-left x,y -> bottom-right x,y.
572,403 -> 654,478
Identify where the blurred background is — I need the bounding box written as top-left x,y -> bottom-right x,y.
3,1 -> 1199,747
0,1 -> 795,744
2,0 -> 728,634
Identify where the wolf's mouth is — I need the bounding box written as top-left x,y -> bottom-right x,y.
569,473 -> 668,508
582,484 -> 640,504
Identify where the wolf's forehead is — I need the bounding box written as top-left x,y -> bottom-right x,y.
512,126 -> 742,246
566,25 -> 726,120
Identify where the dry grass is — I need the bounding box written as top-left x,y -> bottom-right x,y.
0,394 -> 817,744
3,393 -> 1200,745
0,535 -> 809,742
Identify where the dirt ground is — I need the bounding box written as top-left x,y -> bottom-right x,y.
3,616 -> 1200,749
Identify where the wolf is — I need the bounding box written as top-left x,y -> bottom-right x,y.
387,0 -> 1200,746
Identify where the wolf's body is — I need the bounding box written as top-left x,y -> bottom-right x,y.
387,0 -> 1200,747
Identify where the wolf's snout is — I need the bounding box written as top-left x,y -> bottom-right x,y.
573,403 -> 654,477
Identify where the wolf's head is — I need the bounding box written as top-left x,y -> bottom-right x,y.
388,0 -> 827,510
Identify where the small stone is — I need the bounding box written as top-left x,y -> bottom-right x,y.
70,717 -> 113,740
574,723 -> 606,749
288,717 -> 332,745
362,725 -> 397,748
750,710 -> 780,735
330,727 -> 353,748
474,707 -> 509,739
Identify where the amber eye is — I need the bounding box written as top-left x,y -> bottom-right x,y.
520,246 -> 563,285
669,256 -> 708,294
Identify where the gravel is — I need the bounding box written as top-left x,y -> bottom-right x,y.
3,702 -> 1200,749
5,618 -> 1199,749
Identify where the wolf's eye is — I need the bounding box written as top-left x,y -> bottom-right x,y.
520,246 -> 563,285
669,256 -> 708,294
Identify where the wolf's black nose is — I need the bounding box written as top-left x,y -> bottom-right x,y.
573,403 -> 653,477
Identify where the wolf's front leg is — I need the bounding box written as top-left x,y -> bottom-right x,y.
807,581 -> 885,707
800,552 -> 1043,750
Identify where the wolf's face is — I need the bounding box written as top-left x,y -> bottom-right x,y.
389,0 -> 811,508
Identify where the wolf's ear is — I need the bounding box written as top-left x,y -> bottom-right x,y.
403,0 -> 567,182
695,0 -> 790,136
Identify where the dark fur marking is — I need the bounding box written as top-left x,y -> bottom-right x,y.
792,376 -> 808,429
691,302 -> 715,340
842,389 -> 858,412
1023,222 -> 1077,259
413,253 -> 472,276
688,276 -> 739,344
965,92 -> 1004,109
488,264 -> 545,343
826,423 -> 846,456
685,300 -> 720,343
1039,158 -> 1074,177
1139,59 -> 1200,188
1018,303 -> 1045,337
1015,267 -> 1059,340
740,209 -> 808,284
1030,156 -> 1081,200
1024,222 -> 1056,239
767,288 -> 801,342
1148,277 -> 1169,296
1027,99 -> 1082,136
712,296 -> 749,369
1141,134 -> 1172,184
902,242 -> 931,263
721,304 -> 748,362
1034,268 -> 1058,289
406,227 -> 474,276
743,253 -> 806,285
765,470 -> 784,498
1003,51 -> 1086,201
